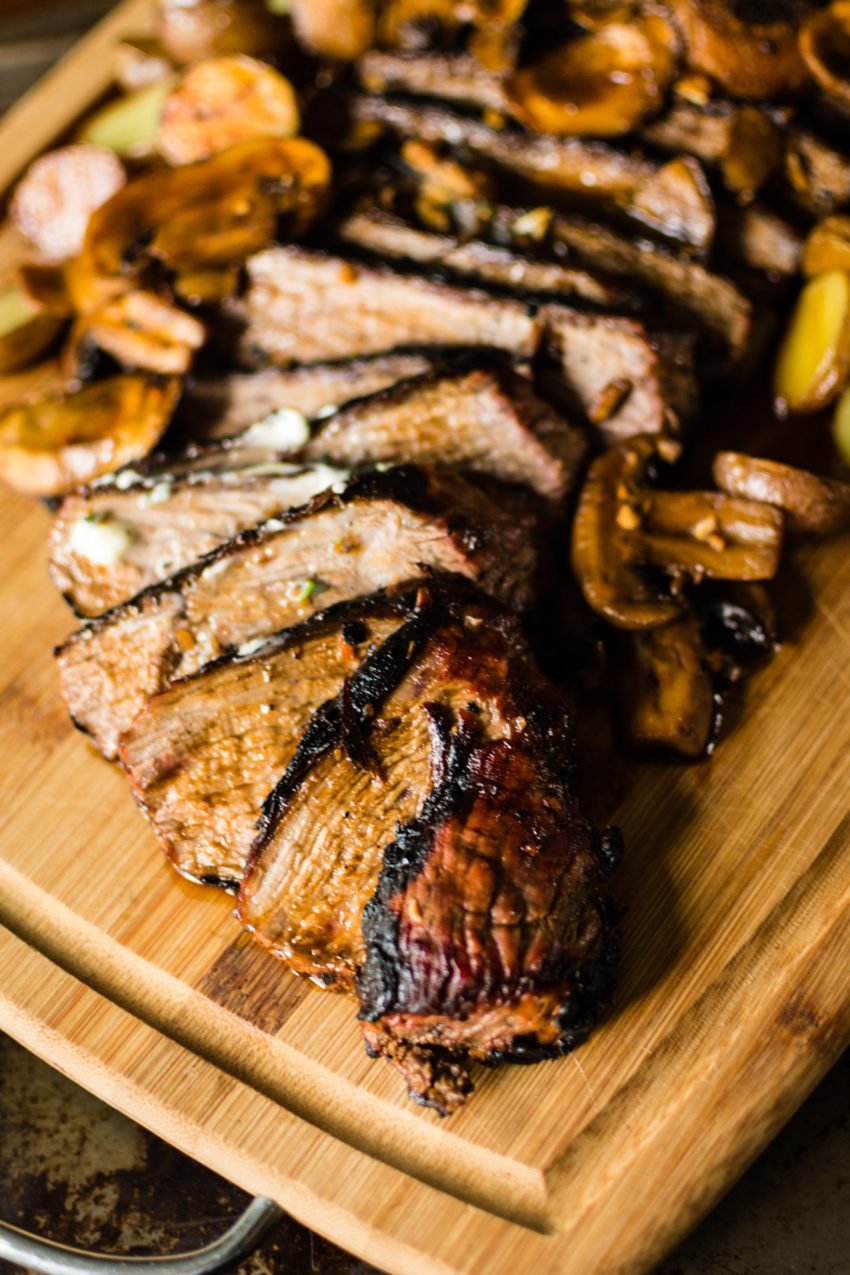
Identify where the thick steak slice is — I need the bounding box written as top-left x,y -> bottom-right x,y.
181,353 -> 444,442
56,468 -> 537,759
337,209 -> 627,309
50,463 -> 347,618
358,50 -> 507,113
239,247 -> 540,365
240,584 -> 620,1113
119,596 -> 413,886
304,365 -> 586,504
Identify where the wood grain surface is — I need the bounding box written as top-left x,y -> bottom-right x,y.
0,4 -> 849,1273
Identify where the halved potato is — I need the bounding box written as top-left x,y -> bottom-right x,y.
10,145 -> 126,264
671,0 -> 808,100
75,291 -> 206,374
800,3 -> 850,111
290,0 -> 377,60
157,55 -> 300,166
157,0 -> 290,65
801,216 -> 850,279
0,283 -> 64,374
68,137 -> 331,312
774,270 -> 850,414
505,15 -> 677,137
0,375 -> 180,497
76,78 -> 176,159
713,451 -> 850,537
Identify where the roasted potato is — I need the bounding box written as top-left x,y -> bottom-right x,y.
713,452 -> 850,537
0,283 -> 64,375
157,56 -> 300,166
0,375 -> 179,497
834,385 -> 850,468
774,270 -> 850,415
10,145 -> 126,264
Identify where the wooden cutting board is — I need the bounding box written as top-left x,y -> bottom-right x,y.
1,5 -> 850,1272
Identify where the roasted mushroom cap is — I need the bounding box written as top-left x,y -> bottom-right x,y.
0,375 -> 180,497
157,55 -> 300,166
713,451 -> 850,537
505,15 -> 677,137
10,145 -> 127,265
613,611 -> 716,759
671,0 -> 810,100
774,270 -> 850,415
69,291 -> 207,376
800,2 -> 850,111
0,283 -> 64,375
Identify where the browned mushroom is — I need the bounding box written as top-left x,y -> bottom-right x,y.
635,489 -> 784,580
801,216 -> 850,278
17,263 -> 75,317
290,0 -> 377,60
774,270 -> 850,415
671,0 -> 809,100
612,611 -> 716,759
10,145 -> 127,264
69,291 -> 207,375
713,451 -> 850,537
0,375 -> 180,497
67,137 -> 331,313
799,2 -> 850,111
721,106 -> 782,203
157,56 -> 300,166
156,0 -> 290,65
0,282 -> 64,375
505,15 -> 677,138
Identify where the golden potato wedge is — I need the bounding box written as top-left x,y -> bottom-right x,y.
801,216 -> 850,279
157,0 -> 290,65
775,270 -> 850,415
76,291 -> 206,375
10,145 -> 126,265
713,451 -> 850,538
834,385 -> 850,468
800,3 -> 850,111
115,36 -> 175,91
0,374 -> 180,497
505,15 -> 677,137
671,0 -> 808,99
157,56 -> 299,166
77,78 -> 176,159
0,282 -> 64,375
68,137 -> 331,312
290,0 -> 376,60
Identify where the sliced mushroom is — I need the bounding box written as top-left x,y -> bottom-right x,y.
468,0 -> 528,73
0,375 -> 180,497
157,55 -> 300,166
613,611 -> 716,759
774,270 -> 850,415
290,0 -> 377,60
801,216 -> 850,279
10,145 -> 127,265
784,128 -> 850,220
671,0 -> 809,100
571,435 -> 688,630
68,137 -> 331,312
635,489 -> 784,580
76,78 -> 176,159
627,156 -> 715,253
799,2 -> 850,111
713,451 -> 850,537
505,15 -> 677,138
152,189 -> 277,272
71,291 -> 207,375
0,282 -> 64,375
721,106 -> 782,203
114,36 -> 175,91
156,0 -> 290,65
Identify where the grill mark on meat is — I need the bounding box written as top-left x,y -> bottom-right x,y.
56,467 -> 536,758
304,364 -> 587,503
358,50 -> 507,114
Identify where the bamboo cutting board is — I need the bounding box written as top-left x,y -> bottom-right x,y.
1,5 -> 850,1272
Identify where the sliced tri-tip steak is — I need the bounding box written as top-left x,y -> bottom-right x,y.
181,353 -> 447,443
119,592 -> 417,886
240,248 -> 696,439
336,208 -> 629,309
50,461 -> 349,618
238,246 -> 541,366
358,49 -> 507,113
239,582 -> 621,1114
304,364 -> 587,504
56,467 -> 538,759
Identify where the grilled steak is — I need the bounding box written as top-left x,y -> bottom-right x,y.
359,49 -> 506,113
336,208 -> 628,309
120,594 -> 414,885
240,581 -> 620,1113
241,248 -> 695,439
50,462 -> 348,617
56,468 -> 538,759
304,364 -> 586,504
181,353 -> 445,442
238,246 -> 541,365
